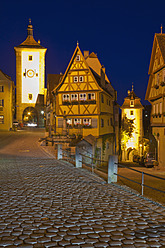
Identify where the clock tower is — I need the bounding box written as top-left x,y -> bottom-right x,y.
14,19 -> 47,126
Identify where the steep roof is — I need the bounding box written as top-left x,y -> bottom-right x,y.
121,89 -> 143,109
146,33 -> 165,100
86,52 -> 110,83
0,69 -> 12,81
47,74 -> 63,102
15,19 -> 45,49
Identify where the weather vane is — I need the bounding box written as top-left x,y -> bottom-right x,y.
161,24 -> 163,34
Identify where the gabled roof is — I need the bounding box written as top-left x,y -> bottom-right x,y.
148,33 -> 165,74
52,44 -> 103,93
52,44 -> 115,98
146,33 -> 165,100
86,52 -> 110,83
0,69 -> 12,81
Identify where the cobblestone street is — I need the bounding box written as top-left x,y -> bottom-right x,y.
0,130 -> 165,247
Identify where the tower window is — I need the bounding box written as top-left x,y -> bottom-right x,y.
0,86 -> 4,92
28,94 -> 33,100
130,110 -> 134,115
29,55 -> 33,61
130,100 -> 134,107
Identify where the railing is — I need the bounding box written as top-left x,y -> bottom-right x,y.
116,163 -> 165,196
56,145 -> 165,200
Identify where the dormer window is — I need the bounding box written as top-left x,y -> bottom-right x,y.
76,55 -> 80,61
130,100 -> 134,107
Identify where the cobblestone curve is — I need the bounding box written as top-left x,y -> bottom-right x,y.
0,157 -> 165,247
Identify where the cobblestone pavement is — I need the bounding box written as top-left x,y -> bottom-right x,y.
0,131 -> 165,247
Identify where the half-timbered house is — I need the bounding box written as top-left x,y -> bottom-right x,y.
145,30 -> 165,167
52,43 -> 119,160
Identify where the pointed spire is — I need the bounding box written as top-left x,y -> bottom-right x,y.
161,24 -> 163,34
77,40 -> 79,46
27,18 -> 33,37
132,82 -> 134,91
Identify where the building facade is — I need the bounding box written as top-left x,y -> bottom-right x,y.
0,70 -> 15,131
145,31 -> 165,167
121,87 -> 143,161
51,43 -> 119,160
14,19 -> 47,127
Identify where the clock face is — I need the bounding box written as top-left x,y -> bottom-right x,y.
27,69 -> 35,78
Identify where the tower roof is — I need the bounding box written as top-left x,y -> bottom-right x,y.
121,86 -> 143,109
16,19 -> 45,49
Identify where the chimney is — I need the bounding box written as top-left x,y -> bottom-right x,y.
84,51 -> 89,59
101,65 -> 105,89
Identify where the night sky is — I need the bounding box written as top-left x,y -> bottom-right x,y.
0,0 -> 165,106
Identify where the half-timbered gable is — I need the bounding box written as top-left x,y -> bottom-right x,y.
52,43 -> 119,160
145,32 -> 165,167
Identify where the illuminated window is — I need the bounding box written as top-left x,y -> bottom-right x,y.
130,110 -> 134,115
71,94 -> 78,101
0,115 -> 4,124
101,119 -> 104,127
83,118 -> 91,126
63,94 -> 70,101
0,99 -> 4,107
67,118 -> 72,126
28,94 -> 33,100
79,76 -> 83,82
74,118 -> 81,125
0,86 -> 4,92
76,55 -> 80,61
130,100 -> 134,107
101,94 -> 104,103
88,93 -> 95,100
29,55 -> 33,61
74,76 -> 78,82
79,93 -> 86,101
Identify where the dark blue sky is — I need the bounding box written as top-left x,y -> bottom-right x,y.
0,0 -> 164,105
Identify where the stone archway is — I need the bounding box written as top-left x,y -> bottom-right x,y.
127,148 -> 137,161
22,107 -> 38,127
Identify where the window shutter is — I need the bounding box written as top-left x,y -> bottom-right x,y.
92,118 -> 97,128
58,118 -> 63,128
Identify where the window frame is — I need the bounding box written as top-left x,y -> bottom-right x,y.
74,76 -> 78,83
76,55 -> 80,61
0,86 -> 4,92
0,115 -> 4,124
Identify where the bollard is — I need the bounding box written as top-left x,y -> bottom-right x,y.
108,155 -> 118,183
75,147 -> 82,168
57,144 -> 62,160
